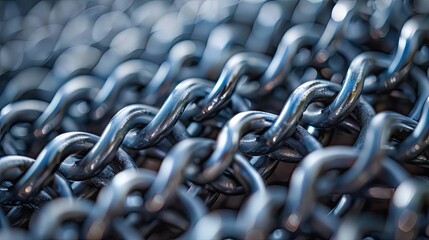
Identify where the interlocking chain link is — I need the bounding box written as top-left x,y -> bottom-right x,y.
1,0 -> 429,239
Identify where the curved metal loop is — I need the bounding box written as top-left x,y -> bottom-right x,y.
84,168 -> 207,239
209,152 -> 267,195
0,155 -> 73,205
239,23 -> 325,97
0,100 -> 48,142
364,15 -> 429,93
284,147 -> 357,233
142,40 -> 205,105
8,132 -> 134,200
245,1 -> 287,53
83,169 -> 156,239
198,24 -> 251,78
302,52 -> 391,128
246,80 -> 341,154
392,97 -> 429,161
33,75 -> 103,137
194,111 -> 276,184
231,153 -> 267,194
144,133 -> 270,202
408,67 -> 429,120
266,80 -> 340,148
284,147 -> 410,233
334,112 -> 416,192
264,125 -> 323,162
313,0 -> 357,54
145,138 -> 214,212
123,79 -> 211,149
174,186 -> 208,230
194,52 -> 270,121
58,106 -> 157,180
352,98 -> 376,147
90,59 -> 158,121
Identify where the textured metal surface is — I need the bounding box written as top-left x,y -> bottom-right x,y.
0,0 -> 429,239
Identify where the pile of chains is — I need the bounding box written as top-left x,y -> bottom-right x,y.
1,0 -> 429,239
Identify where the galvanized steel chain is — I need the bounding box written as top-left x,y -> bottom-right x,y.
1,0 -> 429,239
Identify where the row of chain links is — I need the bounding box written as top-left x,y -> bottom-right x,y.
1,0 -> 429,239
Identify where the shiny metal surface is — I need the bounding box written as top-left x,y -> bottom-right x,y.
1,0 -> 429,239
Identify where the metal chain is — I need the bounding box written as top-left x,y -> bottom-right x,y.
1,0 -> 429,239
